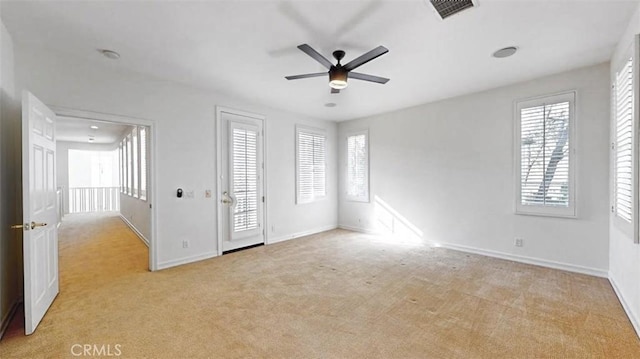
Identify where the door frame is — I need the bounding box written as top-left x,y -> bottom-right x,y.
50,106 -> 159,271
216,106 -> 267,255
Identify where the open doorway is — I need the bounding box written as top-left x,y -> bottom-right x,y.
54,108 -> 155,271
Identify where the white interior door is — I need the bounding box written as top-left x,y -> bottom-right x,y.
21,91 -> 59,335
219,111 -> 265,252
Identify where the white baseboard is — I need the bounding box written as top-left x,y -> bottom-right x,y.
609,275 -> 640,338
156,251 -> 218,271
437,242 -> 608,278
119,215 -> 149,247
268,224 -> 338,244
337,224 -> 378,234
0,297 -> 21,340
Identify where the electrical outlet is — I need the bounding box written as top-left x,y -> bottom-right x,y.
271,225 -> 275,232
514,238 -> 524,247
182,240 -> 189,249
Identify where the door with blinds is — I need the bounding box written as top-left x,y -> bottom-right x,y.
219,110 -> 265,252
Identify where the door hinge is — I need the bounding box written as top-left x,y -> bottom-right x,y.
149,203 -> 152,209
611,205 -> 615,213
612,142 -> 615,150
262,196 -> 265,203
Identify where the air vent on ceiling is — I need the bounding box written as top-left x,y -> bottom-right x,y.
430,0 -> 476,20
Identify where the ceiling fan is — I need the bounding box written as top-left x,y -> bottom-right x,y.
285,44 -> 390,94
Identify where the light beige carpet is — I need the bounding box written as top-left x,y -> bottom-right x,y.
1,212 -> 639,358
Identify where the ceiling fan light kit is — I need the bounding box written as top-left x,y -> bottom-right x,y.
286,44 -> 389,94
329,70 -> 348,89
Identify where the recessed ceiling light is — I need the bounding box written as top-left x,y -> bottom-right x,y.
325,103 -> 337,108
98,49 -> 120,60
492,46 -> 518,58
90,125 -> 99,130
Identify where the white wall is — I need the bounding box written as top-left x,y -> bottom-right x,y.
13,44 -> 338,270
609,2 -> 640,336
120,194 -> 151,244
339,63 -> 610,276
0,18 -> 21,334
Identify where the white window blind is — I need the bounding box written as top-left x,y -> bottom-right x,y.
232,127 -> 259,232
516,92 -> 575,217
615,57 -> 634,223
139,126 -> 148,201
297,127 -> 326,204
346,131 -> 369,202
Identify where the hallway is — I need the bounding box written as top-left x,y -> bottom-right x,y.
1,212 -> 148,355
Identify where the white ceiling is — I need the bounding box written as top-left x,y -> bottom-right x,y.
57,116 -> 132,144
1,0 -> 638,122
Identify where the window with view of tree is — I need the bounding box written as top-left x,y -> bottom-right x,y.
516,92 -> 575,217
346,130 -> 369,202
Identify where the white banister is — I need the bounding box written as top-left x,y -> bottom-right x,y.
69,187 -> 120,213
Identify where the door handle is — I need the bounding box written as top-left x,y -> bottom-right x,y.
31,222 -> 47,230
10,222 -> 47,230
221,191 -> 236,206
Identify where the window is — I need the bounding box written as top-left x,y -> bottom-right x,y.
515,91 -> 575,217
614,57 -> 634,223
126,134 -> 132,196
296,126 -> 326,204
346,130 -> 369,202
139,126 -> 147,200
119,142 -> 124,193
132,127 -> 139,198
118,126 -> 149,201
232,126 -> 259,232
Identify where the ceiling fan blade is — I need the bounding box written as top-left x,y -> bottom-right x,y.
285,72 -> 327,80
343,46 -> 389,71
331,88 -> 340,94
297,44 -> 333,69
349,72 -> 390,84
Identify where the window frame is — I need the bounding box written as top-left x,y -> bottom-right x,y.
295,125 -> 327,204
514,91 -> 577,218
345,129 -> 370,203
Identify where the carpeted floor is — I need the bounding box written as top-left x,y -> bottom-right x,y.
1,212 -> 639,358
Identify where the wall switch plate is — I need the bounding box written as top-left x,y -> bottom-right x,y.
182,240 -> 189,249
515,238 -> 524,247
185,190 -> 194,198
205,190 -> 212,198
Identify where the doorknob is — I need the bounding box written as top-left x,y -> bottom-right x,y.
30,222 -> 47,230
11,222 -> 47,230
221,191 -> 236,206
